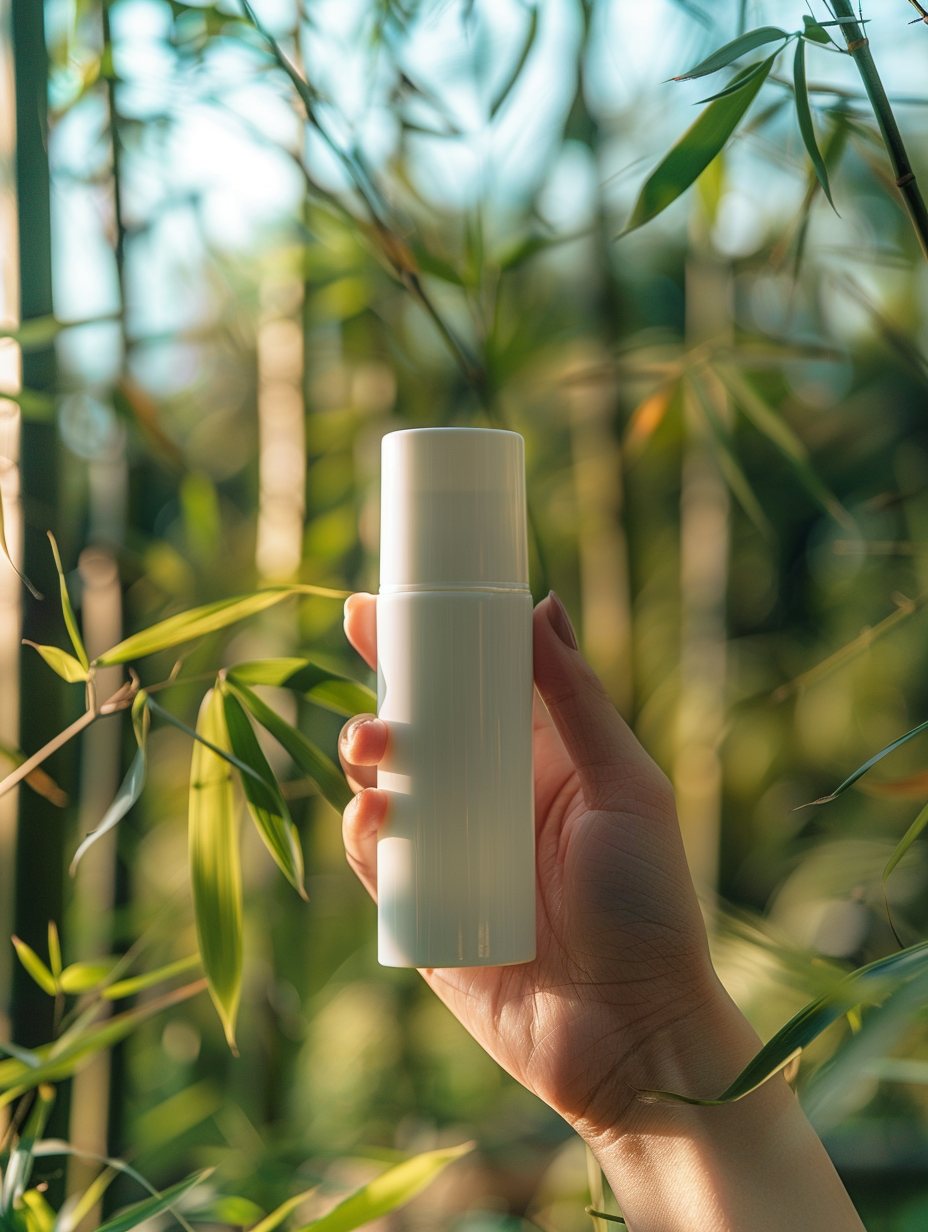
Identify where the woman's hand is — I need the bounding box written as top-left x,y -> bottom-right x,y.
338,591 -> 864,1232
339,590 -> 734,1134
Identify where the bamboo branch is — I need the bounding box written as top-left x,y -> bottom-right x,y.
830,0 -> 928,261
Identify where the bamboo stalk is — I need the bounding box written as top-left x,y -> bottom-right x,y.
830,0 -> 928,262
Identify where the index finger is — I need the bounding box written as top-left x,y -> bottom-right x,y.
344,592 -> 376,670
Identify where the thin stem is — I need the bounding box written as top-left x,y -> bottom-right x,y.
830,0 -> 928,261
0,709 -> 98,799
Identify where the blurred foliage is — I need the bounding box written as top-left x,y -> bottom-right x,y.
4,0 -> 928,1228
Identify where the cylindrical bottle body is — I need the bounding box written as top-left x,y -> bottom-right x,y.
376,587 -> 535,968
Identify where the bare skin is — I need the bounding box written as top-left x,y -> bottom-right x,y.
339,590 -> 865,1232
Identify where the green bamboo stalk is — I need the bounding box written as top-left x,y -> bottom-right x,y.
830,0 -> 928,262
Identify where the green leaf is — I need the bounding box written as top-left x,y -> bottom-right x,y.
189,688 -> 243,1051
674,26 -> 788,79
59,959 -> 118,995
884,798 -> 928,889
228,681 -> 352,813
294,1143 -> 474,1232
70,694 -> 150,874
228,658 -> 376,717
640,939 -> 928,1106
23,641 -> 87,684
801,14 -> 835,46
12,937 -> 57,996
490,6 -> 538,116
805,716 -> 928,805
0,1040 -> 41,1068
621,55 -> 774,234
0,1084 -> 55,1216
0,981 -> 206,1104
694,56 -> 773,104
103,954 -> 202,1001
94,1170 -> 211,1232
47,532 -> 89,670
95,584 -> 347,666
713,365 -> 850,525
793,38 -> 834,207
219,686 -> 305,895
0,487 -> 41,600
250,1189 -> 318,1232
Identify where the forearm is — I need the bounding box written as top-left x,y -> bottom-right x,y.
577,990 -> 865,1232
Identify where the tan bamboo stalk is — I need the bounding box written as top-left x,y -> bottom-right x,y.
67,549 -> 123,1220
673,253 -> 732,908
256,281 -> 306,581
567,348 -> 634,718
0,0 -> 22,1081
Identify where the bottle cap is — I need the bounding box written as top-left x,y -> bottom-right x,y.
380,427 -> 529,589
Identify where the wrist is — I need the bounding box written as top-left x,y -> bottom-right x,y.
570,977 -> 762,1147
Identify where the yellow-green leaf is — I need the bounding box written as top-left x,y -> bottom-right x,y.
95,584 -> 348,666
47,532 -> 89,669
12,937 -> 57,996
228,659 -> 376,717
250,1189 -> 318,1232
228,681 -> 352,813
23,641 -> 87,683
46,922 -> 61,981
294,1143 -> 474,1232
220,686 -> 305,896
189,688 -> 243,1051
59,959 -> 119,995
103,954 -> 201,1001
0,980 -> 206,1104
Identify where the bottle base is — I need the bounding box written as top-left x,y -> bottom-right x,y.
378,949 -> 536,970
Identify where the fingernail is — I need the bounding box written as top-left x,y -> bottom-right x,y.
546,591 -> 578,650
342,715 -> 372,747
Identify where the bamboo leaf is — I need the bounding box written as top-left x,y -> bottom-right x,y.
47,923 -> 61,982
58,960 -> 118,995
220,686 -> 306,896
23,641 -> 87,684
673,26 -> 788,80
801,14 -> 836,47
694,57 -> 771,105
250,1189 -> 318,1232
621,56 -> 774,235
228,658 -> 376,717
641,940 -> 928,1105
804,716 -> 928,805
0,981 -> 207,1104
47,532 -> 89,669
0,740 -> 67,807
94,1170 -> 212,1232
793,39 -> 835,208
70,694 -> 150,874
95,585 -> 347,666
294,1143 -> 474,1232
147,696 -> 277,789
12,938 -> 57,996
0,486 -> 41,599
228,681 -> 352,813
0,1083 -> 56,1215
713,364 -> 850,525
884,799 -> 928,884
103,954 -> 202,1001
490,6 -> 537,116
189,688 -> 242,1051
0,1040 -> 41,1068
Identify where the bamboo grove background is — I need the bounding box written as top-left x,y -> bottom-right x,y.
3,0 -> 928,1228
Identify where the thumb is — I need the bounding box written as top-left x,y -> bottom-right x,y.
533,593 -> 672,815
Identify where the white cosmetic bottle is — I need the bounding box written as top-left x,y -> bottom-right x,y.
376,427 -> 535,968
